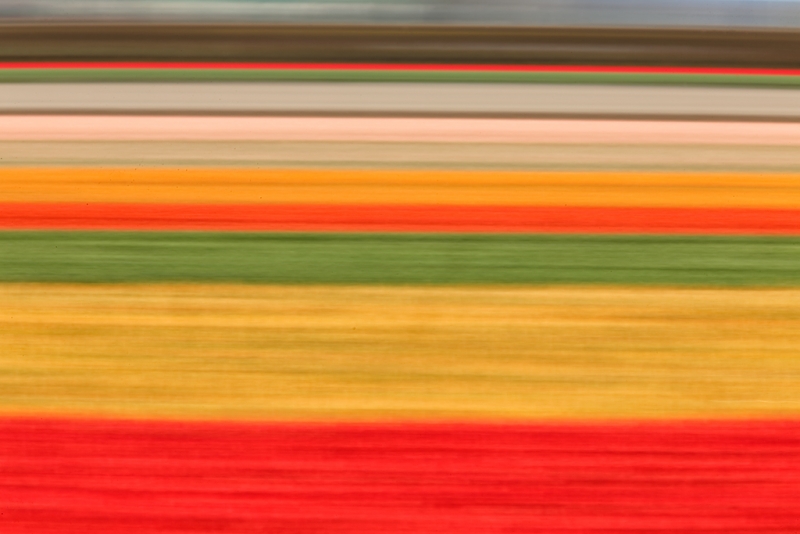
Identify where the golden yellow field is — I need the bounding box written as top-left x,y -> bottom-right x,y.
3,283 -> 799,420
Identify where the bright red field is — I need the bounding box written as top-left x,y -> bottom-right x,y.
2,418 -> 799,533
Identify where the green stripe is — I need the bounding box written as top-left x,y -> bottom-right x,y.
3,69 -> 800,87
3,231 -> 800,285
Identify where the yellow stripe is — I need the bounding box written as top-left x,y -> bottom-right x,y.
2,168 -> 800,207
3,284 -> 800,421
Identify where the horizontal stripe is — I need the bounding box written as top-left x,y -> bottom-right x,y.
4,142 -> 800,173
4,285 -> 800,419
4,168 -> 800,208
1,63 -> 799,86
3,68 -> 800,87
2,419 -> 799,533
4,63 -> 800,74
4,117 -> 799,145
4,203 -> 800,235
3,232 -> 800,285
3,83 -> 800,119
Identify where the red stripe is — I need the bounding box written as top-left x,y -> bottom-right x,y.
1,418 -> 799,533
1,62 -> 800,76
3,203 -> 800,234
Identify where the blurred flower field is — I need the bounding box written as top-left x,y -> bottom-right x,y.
2,63 -> 800,532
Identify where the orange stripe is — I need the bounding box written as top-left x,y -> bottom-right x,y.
3,168 -> 800,208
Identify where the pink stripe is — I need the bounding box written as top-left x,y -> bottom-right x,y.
1,62 -> 800,76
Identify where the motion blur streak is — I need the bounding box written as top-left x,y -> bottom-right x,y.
3,168 -> 800,207
2,419 -> 800,534
3,284 -> 800,419
4,203 -> 800,234
3,10 -> 800,531
2,83 -> 800,118
6,0 -> 800,27
3,116 -> 799,144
